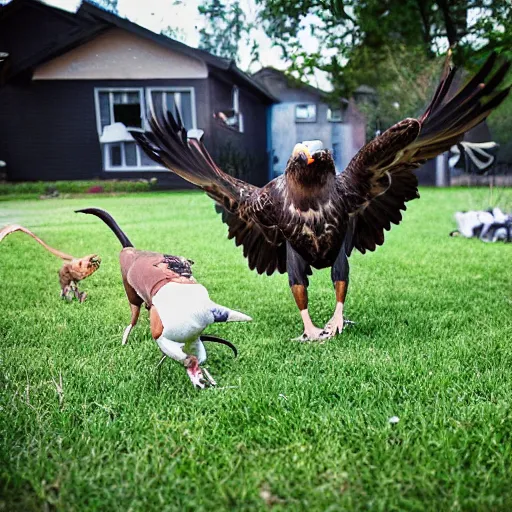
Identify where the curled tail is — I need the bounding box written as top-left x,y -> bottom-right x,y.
75,208 -> 133,248
199,335 -> 238,358
0,224 -> 75,260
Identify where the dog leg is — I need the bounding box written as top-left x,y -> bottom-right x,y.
122,303 -> 141,345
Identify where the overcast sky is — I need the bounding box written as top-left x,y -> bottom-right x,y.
117,0 -> 332,90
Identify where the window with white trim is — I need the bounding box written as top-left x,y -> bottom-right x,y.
327,107 -> 343,122
295,104 -> 317,122
148,88 -> 196,131
95,88 -> 148,170
94,87 -> 196,171
214,86 -> 244,132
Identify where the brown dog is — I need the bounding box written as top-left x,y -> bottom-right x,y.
76,208 -> 251,388
0,224 -> 100,302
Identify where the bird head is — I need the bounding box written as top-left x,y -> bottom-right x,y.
291,142 -> 315,166
286,140 -> 334,186
68,254 -> 101,280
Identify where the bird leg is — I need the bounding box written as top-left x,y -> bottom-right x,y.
287,243 -> 328,341
324,281 -> 349,336
291,284 -> 329,342
324,246 -> 353,336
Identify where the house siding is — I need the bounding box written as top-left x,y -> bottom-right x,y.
208,74 -> 269,186
0,80 -> 101,181
0,78 -> 210,183
253,69 -> 365,176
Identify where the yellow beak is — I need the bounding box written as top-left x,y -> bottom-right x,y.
292,143 -> 315,165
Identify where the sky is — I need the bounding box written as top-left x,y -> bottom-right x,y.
116,0 -> 333,90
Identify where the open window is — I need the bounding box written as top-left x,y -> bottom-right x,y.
94,87 -> 197,171
95,88 -> 149,170
295,104 -> 317,123
215,86 -> 244,132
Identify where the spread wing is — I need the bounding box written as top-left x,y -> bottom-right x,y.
130,109 -> 287,275
338,52 -> 510,254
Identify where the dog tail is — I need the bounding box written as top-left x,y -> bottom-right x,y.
199,335 -> 238,358
75,208 -> 133,248
0,224 -> 76,260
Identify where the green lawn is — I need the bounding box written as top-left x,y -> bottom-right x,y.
1,188 -> 511,511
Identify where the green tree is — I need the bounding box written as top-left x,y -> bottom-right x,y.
90,0 -> 118,14
259,0 -> 510,96
258,0 -> 511,145
198,0 -> 257,64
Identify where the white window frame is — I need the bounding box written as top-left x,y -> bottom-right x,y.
94,87 -> 197,172
146,87 -> 197,130
232,86 -> 244,133
327,107 -> 343,122
295,103 -> 317,123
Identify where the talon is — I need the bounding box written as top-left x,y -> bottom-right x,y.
202,367 -> 217,386
324,316 -> 354,337
293,329 -> 330,342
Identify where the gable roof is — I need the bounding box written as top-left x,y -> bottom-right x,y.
252,67 -> 348,105
0,0 -> 277,101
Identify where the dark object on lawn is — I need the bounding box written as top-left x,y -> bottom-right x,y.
0,224 -> 100,301
130,51 -> 510,341
75,207 -> 250,389
449,141 -> 500,175
450,208 -> 512,242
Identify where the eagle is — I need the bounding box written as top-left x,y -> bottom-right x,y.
130,52 -> 510,341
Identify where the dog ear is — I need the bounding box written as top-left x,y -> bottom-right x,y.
210,305 -> 252,323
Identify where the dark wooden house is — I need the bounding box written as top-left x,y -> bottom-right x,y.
0,0 -> 276,186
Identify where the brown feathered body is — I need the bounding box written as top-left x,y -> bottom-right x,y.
130,53 -> 510,277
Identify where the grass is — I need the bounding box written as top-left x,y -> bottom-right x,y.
1,188 -> 511,511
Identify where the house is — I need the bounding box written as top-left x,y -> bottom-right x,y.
252,67 -> 366,176
0,0 -> 277,186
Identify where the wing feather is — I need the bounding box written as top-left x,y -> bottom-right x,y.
339,52 -> 510,254
130,107 -> 288,275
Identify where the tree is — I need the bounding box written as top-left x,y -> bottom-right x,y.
198,0 -> 257,64
257,0 -> 511,96
89,0 -> 118,14
257,0 -> 511,145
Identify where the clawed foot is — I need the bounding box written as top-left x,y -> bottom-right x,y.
293,325 -> 330,342
186,366 -> 216,389
185,356 -> 216,389
61,283 -> 87,302
323,317 -> 355,337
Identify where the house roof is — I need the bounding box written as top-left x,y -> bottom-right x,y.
252,66 -> 348,105
0,0 -> 277,102
354,84 -> 377,95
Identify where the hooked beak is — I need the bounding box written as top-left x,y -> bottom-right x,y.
292,143 -> 315,165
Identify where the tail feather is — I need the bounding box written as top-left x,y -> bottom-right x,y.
0,224 -> 75,260
75,208 -> 133,248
